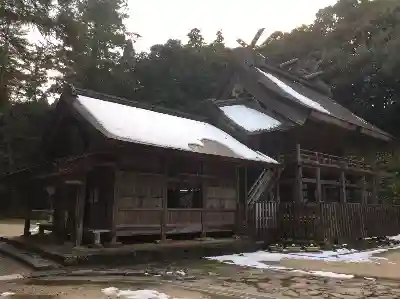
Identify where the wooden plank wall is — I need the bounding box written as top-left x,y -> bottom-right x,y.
249,202 -> 400,243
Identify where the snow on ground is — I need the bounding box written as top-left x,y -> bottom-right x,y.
206,242 -> 400,279
29,225 -> 39,234
102,287 -> 169,299
0,292 -> 15,297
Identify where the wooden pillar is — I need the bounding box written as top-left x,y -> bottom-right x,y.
371,175 -> 378,204
340,171 -> 347,203
244,166 -> 248,226
161,160 -> 168,241
200,160 -> 207,238
235,166 -> 242,232
295,144 -> 303,203
316,167 -> 322,202
371,162 -> 379,204
275,168 -> 282,204
361,176 -> 367,204
111,169 -> 119,244
201,182 -> 207,238
23,184 -> 31,237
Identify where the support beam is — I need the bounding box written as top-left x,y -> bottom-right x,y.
24,212 -> 31,237
371,175 -> 378,204
295,144 -> 304,203
235,166 -> 242,232
23,184 -> 31,237
201,161 -> 207,238
371,162 -> 379,204
316,167 -> 322,202
361,176 -> 367,204
161,161 -> 168,241
275,168 -> 281,204
111,170 -> 119,244
340,171 -> 347,203
244,167 -> 248,227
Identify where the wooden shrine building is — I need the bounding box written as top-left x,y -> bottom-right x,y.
6,87 -> 278,247
203,44 -> 398,242
206,46 -> 392,206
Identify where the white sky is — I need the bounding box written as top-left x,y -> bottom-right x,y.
127,0 -> 338,52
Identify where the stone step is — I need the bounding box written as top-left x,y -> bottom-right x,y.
0,242 -> 61,271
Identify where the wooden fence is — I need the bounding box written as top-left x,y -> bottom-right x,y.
248,202 -> 400,243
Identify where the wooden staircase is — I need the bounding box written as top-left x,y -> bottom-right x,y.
247,169 -> 276,205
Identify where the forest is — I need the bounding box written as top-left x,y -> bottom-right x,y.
1,0 -> 400,178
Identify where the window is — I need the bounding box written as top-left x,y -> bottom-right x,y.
167,183 -> 203,208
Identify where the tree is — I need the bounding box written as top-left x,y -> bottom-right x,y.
260,0 -> 400,136
187,28 -> 205,48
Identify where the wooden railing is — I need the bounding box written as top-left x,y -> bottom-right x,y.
248,202 -> 400,243
280,149 -> 374,171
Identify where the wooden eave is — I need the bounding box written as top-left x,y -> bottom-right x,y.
309,110 -> 392,142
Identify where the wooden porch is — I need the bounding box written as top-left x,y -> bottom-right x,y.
6,234 -> 259,266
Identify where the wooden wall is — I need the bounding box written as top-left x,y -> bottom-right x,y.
112,157 -> 238,236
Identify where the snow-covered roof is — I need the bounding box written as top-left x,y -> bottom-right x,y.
256,68 -> 330,114
220,105 -> 282,133
255,66 -> 390,139
73,95 -> 278,164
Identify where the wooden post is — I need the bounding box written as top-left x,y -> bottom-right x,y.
244,166 -> 248,228
371,175 -> 378,204
161,160 -> 168,241
316,167 -> 322,202
111,169 -> 119,244
201,181 -> 207,238
23,210 -> 31,237
235,166 -> 242,232
340,171 -> 347,203
361,176 -> 367,204
295,144 -> 303,203
23,184 -> 31,237
371,162 -> 379,204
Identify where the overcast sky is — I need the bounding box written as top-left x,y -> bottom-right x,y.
127,0 -> 338,52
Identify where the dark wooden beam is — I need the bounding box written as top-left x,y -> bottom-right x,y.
161,160 -> 168,241
295,144 -> 304,203
361,176 -> 367,204
316,166 -> 322,202
111,169 -> 119,244
279,58 -> 299,68
304,71 -> 324,80
340,171 -> 347,203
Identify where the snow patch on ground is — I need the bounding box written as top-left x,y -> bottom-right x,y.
29,225 -> 39,234
291,269 -> 354,279
206,244 -> 400,279
388,234 -> 400,242
102,287 -> 169,299
0,292 -> 15,297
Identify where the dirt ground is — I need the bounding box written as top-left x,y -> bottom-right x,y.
281,248 -> 400,280
3,219 -> 400,298
0,283 -> 208,299
0,219 -> 24,238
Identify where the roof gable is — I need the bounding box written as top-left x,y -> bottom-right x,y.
67,91 -> 277,165
214,48 -> 392,142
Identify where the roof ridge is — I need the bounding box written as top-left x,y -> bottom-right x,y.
66,87 -> 209,123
